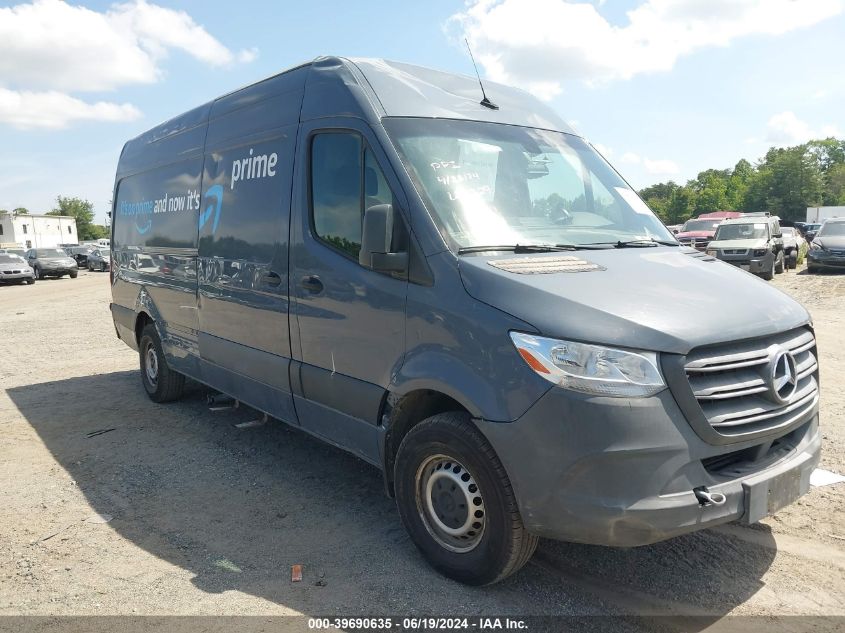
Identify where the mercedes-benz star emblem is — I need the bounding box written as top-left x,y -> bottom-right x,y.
769,348 -> 798,404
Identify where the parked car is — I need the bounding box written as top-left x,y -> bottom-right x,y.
65,245 -> 97,267
0,248 -> 28,259
807,218 -> 845,273
25,248 -> 78,279
674,218 -> 724,250
0,253 -> 35,284
706,214 -> 785,280
780,226 -> 803,269
803,223 -> 822,242
110,56 -> 820,585
87,248 -> 111,272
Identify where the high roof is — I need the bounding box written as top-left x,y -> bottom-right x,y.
117,56 -> 577,180
343,57 -> 574,133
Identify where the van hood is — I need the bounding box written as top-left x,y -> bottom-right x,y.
815,235 -> 845,249
458,247 -> 809,355
708,238 -> 767,250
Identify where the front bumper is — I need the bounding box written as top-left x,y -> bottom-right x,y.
42,266 -> 77,275
717,256 -> 771,273
808,250 -> 845,269
476,387 -> 820,547
0,270 -> 34,281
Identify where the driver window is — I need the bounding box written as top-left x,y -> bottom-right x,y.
311,132 -> 398,261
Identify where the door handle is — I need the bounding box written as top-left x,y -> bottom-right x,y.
261,271 -> 282,287
300,275 -> 324,294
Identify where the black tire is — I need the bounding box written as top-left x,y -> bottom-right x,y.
760,258 -> 775,281
394,412 -> 538,585
69,271 -> 77,279
26,277 -> 35,285
775,251 -> 785,274
139,323 -> 185,403
787,253 -> 798,270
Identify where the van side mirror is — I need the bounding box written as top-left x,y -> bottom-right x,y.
359,204 -> 408,273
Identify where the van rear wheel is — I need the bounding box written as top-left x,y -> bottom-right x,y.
139,323 -> 185,402
393,412 -> 538,585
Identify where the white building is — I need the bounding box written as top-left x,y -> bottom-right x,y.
806,206 -> 845,223
0,211 -> 78,250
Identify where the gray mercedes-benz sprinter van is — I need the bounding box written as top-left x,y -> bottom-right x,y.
110,57 -> 821,585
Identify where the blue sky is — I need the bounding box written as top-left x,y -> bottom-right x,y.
1,0 -> 843,224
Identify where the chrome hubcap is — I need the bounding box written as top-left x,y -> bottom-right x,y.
415,455 -> 486,552
145,344 -> 158,387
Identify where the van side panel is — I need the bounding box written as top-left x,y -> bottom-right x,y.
113,120 -> 206,372
195,68 -> 308,425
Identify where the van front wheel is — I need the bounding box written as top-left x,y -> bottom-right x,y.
139,323 -> 185,403
393,412 -> 538,585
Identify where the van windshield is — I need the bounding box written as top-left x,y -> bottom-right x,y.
383,118 -> 674,249
714,223 -> 769,241
818,222 -> 845,237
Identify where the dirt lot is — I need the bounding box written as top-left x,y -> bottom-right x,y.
1,265 -> 844,622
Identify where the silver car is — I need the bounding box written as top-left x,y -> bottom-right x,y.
26,248 -> 79,279
0,253 -> 35,284
87,248 -> 111,272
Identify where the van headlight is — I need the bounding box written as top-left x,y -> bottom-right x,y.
510,332 -> 665,397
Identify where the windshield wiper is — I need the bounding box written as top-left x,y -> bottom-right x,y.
457,243 -> 611,255
582,239 -> 679,249
458,244 -> 569,255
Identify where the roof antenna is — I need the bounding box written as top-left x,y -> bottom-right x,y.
465,38 -> 498,110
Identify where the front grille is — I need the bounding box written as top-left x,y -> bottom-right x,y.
829,249 -> 845,256
2,270 -> 22,274
684,327 -> 818,437
722,249 -> 748,255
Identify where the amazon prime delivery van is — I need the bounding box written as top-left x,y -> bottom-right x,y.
111,57 -> 821,585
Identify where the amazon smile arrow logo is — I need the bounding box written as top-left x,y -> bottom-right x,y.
200,184 -> 223,234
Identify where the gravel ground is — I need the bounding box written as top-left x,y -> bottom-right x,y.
0,264 -> 843,621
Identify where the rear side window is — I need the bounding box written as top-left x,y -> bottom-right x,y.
310,132 -> 395,260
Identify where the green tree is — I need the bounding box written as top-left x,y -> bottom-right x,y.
12,207 -> 29,214
691,169 -> 731,215
666,186 -> 696,224
47,196 -> 99,240
825,164 -> 845,205
754,146 -> 824,220
726,159 -> 754,210
640,137 -> 842,224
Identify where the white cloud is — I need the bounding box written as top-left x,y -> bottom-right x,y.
450,0 -> 844,99
766,111 -> 842,146
643,158 -> 680,175
0,0 -> 256,128
0,0 -> 256,92
617,150 -> 678,174
0,88 -> 142,130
